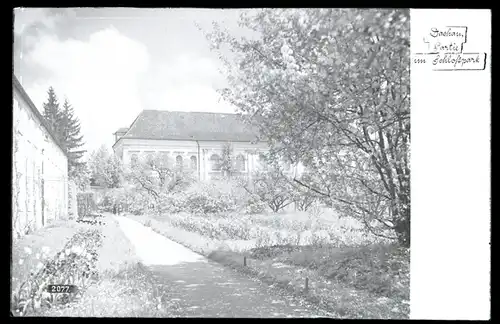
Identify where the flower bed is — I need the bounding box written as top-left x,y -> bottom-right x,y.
11,228 -> 104,316
156,211 -> 389,250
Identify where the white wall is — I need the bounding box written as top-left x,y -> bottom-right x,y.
114,138 -> 303,181
12,87 -> 68,237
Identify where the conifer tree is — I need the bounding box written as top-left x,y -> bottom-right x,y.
60,99 -> 87,177
42,88 -> 88,184
42,87 -> 63,142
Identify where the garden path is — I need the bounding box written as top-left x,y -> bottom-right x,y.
113,215 -> 334,318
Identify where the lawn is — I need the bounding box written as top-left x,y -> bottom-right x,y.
11,218 -> 85,298
126,209 -> 410,319
11,214 -> 179,317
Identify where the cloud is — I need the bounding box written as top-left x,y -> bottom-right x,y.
14,8 -> 71,36
151,83 -> 235,113
142,53 -> 235,113
24,27 -> 150,156
160,54 -> 222,86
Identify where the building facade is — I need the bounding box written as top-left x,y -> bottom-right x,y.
112,110 -> 303,181
12,75 -> 69,238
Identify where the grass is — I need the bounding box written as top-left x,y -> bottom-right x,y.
126,211 -> 410,319
11,218 -> 86,297
39,214 -> 180,317
209,244 -> 410,318
38,262 -> 179,317
12,214 -> 178,317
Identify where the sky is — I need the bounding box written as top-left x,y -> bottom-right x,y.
13,8 -> 255,158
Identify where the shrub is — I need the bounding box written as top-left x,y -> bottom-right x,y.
77,192 -> 96,218
176,182 -> 238,215
243,194 -> 268,215
240,169 -> 294,213
11,228 -> 103,316
128,193 -> 152,215
157,193 -> 186,214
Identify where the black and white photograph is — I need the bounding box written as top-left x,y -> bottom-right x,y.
11,7 -> 490,319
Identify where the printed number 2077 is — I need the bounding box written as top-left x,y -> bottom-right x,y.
47,285 -> 77,293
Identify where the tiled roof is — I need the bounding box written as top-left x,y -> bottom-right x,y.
114,127 -> 129,134
119,110 -> 261,142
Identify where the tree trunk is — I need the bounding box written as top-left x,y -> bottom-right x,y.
393,205 -> 410,247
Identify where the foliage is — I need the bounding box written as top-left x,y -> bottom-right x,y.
61,99 -> 86,173
42,89 -> 86,173
202,9 -> 410,247
42,88 -> 88,188
88,145 -> 123,188
124,152 -> 192,202
11,228 -> 103,316
77,192 -> 96,218
42,87 -> 62,139
71,162 -> 91,191
290,173 -> 321,211
322,244 -> 410,301
220,243 -> 410,319
184,190 -> 238,215
157,193 -> 186,214
240,167 -> 294,213
243,193 -> 268,214
152,207 -> 385,248
155,182 -> 239,215
220,142 -> 234,178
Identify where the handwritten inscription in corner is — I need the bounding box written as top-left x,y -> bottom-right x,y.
413,26 -> 487,71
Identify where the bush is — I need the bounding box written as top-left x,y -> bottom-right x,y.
242,169 -> 294,213
183,190 -> 237,215
77,192 -> 96,218
11,228 -> 103,316
157,193 -> 186,214
243,194 -> 268,214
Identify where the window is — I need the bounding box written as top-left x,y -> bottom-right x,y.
257,153 -> 267,170
235,154 -> 246,171
130,153 -> 138,166
176,155 -> 183,170
160,152 -> 169,167
209,154 -> 221,171
190,156 -> 197,170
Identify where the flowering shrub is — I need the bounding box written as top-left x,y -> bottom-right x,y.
240,169 -> 294,213
11,228 -> 103,316
157,193 -> 186,214
166,213 -> 252,240
158,208 -> 392,250
159,183 -> 239,215
128,193 -> 151,215
243,194 -> 268,215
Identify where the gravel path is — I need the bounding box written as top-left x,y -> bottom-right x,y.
114,215 -> 334,318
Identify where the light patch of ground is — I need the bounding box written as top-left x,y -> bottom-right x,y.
114,216 -> 207,266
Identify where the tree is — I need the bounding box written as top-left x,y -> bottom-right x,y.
240,165 -> 294,213
42,87 -> 63,142
42,90 -> 87,180
71,162 -> 91,191
290,172 -> 321,211
88,145 -> 123,188
220,142 -> 234,179
60,99 -> 86,175
124,152 -> 191,202
202,9 -> 410,246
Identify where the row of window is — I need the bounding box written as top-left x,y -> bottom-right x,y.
129,153 -> 248,172
128,151 -> 293,173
